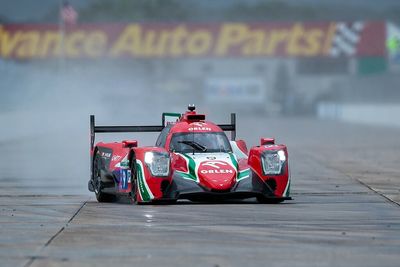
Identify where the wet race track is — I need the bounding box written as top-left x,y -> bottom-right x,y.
1,115 -> 400,267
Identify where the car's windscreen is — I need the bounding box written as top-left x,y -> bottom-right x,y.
170,132 -> 232,153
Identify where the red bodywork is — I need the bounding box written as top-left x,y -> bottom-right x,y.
89,108 -> 291,203
248,145 -> 289,197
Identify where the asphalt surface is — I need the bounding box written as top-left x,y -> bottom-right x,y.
1,116 -> 399,267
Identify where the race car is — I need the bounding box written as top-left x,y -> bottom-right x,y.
88,105 -> 291,204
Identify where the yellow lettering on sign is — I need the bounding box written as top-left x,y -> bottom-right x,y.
264,30 -> 289,55
84,31 -> 107,57
0,23 -> 333,59
38,31 -> 61,57
216,23 -> 247,55
110,24 -> 142,56
0,27 -> 21,58
65,31 -> 85,57
303,29 -> 323,56
242,30 -> 265,55
287,23 -> 305,56
186,30 -> 212,56
142,30 -> 156,56
15,31 -> 40,58
170,26 -> 187,56
153,30 -> 169,56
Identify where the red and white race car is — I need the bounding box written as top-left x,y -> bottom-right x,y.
88,105 -> 291,204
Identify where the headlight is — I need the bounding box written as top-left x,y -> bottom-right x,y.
144,152 -> 170,177
261,150 -> 286,175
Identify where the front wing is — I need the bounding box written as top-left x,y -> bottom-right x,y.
159,171 -> 291,202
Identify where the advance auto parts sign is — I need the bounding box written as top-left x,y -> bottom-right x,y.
0,22 -> 384,59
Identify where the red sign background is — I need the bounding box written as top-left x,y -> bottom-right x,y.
0,22 -> 385,59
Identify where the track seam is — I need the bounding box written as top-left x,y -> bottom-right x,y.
67,200 -> 88,224
23,199 -> 89,267
301,151 -> 400,208
43,227 -> 66,248
351,177 -> 400,208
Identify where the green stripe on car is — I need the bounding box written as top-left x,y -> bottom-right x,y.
237,168 -> 250,181
136,160 -> 154,201
181,153 -> 199,182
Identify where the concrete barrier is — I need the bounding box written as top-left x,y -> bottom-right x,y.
317,102 -> 400,128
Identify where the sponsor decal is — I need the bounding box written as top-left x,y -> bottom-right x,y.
188,127 -> 212,131
119,168 -> 130,190
163,112 -> 181,126
0,22 -> 385,59
98,148 -> 113,168
175,153 -> 239,183
197,159 -> 237,189
198,160 -> 236,176
112,155 -> 122,161
188,122 -> 211,131
101,152 -> 111,158
200,169 -> 234,174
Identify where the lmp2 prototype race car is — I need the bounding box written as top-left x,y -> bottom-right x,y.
88,105 -> 291,204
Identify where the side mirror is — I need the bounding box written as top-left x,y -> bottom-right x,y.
261,137 -> 275,145
122,140 -> 138,148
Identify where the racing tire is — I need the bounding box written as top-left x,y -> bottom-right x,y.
130,178 -> 139,205
256,196 -> 284,204
129,159 -> 139,205
93,154 -> 116,203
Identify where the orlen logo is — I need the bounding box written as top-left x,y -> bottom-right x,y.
188,122 -> 211,131
199,161 -> 235,174
197,160 -> 236,190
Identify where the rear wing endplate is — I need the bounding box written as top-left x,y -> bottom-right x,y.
90,113 -> 236,150
218,113 -> 236,141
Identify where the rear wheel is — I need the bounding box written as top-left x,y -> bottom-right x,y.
93,154 -> 116,203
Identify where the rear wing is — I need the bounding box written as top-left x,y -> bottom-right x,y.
90,113 -> 236,150
217,113 -> 236,141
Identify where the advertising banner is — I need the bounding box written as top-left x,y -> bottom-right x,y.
386,22 -> 400,70
205,78 -> 266,104
0,22 -> 385,60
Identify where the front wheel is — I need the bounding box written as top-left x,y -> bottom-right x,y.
93,154 -> 116,203
129,159 -> 139,204
130,176 -> 139,204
